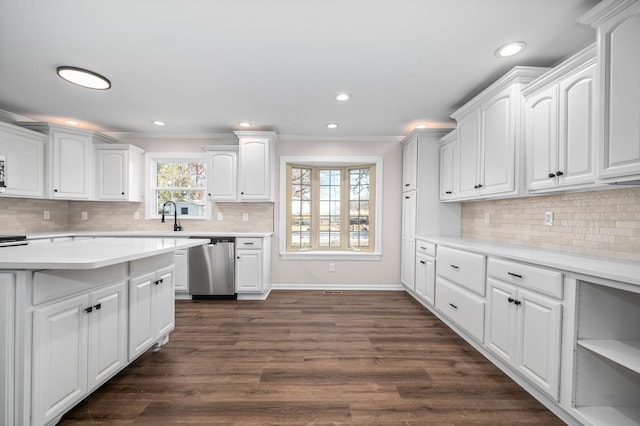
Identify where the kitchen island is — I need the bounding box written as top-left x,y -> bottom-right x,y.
0,237 -> 208,426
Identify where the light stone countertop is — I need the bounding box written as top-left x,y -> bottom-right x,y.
27,231 -> 273,239
0,237 -> 209,270
423,236 -> 640,286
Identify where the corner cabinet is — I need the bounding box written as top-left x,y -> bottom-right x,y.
581,0 -> 640,183
235,131 -> 277,202
95,144 -> 144,201
450,67 -> 548,201
0,121 -> 45,198
524,45 -> 597,192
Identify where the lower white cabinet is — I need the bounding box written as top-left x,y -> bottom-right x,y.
414,241 -> 435,306
485,277 -> 562,400
435,277 -> 485,343
31,280 -> 127,426
401,237 -> 415,291
128,264 -> 175,360
235,237 -> 271,298
173,249 -> 189,293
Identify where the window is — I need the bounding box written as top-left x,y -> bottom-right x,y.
145,154 -> 209,220
281,156 -> 382,259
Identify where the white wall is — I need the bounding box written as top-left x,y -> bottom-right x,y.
271,138 -> 403,288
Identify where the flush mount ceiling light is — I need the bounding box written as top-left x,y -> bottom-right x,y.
152,120 -> 166,126
335,93 -> 350,102
495,42 -> 526,58
56,66 -> 111,90
326,122 -> 339,129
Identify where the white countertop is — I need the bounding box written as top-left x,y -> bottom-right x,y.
27,231 -> 273,239
0,237 -> 208,270
423,236 -> 640,286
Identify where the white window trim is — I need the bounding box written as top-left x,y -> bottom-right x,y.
144,152 -> 211,220
279,155 -> 383,260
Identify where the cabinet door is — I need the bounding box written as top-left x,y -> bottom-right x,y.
485,278 -> 518,365
458,114 -> 480,197
402,137 -> 417,192
400,237 -> 415,290
415,253 -> 435,306
481,87 -> 515,195
401,191 -> 416,238
526,86 -> 558,191
96,149 -> 127,200
208,151 -> 237,201
128,272 -> 155,360
0,129 -> 45,197
87,281 -> 127,391
32,294 -> 89,426
51,130 -> 92,199
155,265 -> 175,338
558,64 -> 597,187
235,249 -> 263,292
598,10 -> 640,180
238,138 -> 270,200
515,288 -> 562,401
173,249 -> 189,293
439,139 -> 458,200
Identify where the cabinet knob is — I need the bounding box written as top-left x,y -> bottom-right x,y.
477,184 -> 483,188
548,173 -> 556,178
556,171 -> 564,176
405,183 -> 410,187
405,196 -> 410,199
121,192 -> 125,195
54,189 -> 58,192
237,256 -> 240,259
240,192 -> 244,195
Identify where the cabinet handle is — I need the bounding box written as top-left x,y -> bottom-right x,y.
94,303 -> 101,310
419,260 -> 426,264
244,242 -> 254,246
449,302 -> 458,309
474,185 -> 478,189
556,171 -> 564,176
514,300 -> 522,306
405,196 -> 410,199
84,306 -> 93,313
548,172 -> 556,178
405,183 -> 410,187
420,246 -> 426,250
507,272 -> 523,279
450,264 -> 459,270
154,279 -> 160,285
445,191 -> 452,194
508,297 -> 515,304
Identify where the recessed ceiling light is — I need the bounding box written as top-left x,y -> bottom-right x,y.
152,120 -> 166,126
326,123 -> 339,129
415,124 -> 428,129
335,93 -> 350,102
56,66 -> 111,90
65,120 -> 79,126
495,42 -> 526,58
239,122 -> 251,128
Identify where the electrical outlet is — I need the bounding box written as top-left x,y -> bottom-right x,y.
134,212 -> 140,220
329,263 -> 335,272
217,212 -> 224,221
81,211 -> 88,220
43,210 -> 50,220
484,212 -> 490,224
242,212 -> 249,222
544,211 -> 554,226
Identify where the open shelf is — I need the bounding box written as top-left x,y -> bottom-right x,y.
578,339 -> 640,375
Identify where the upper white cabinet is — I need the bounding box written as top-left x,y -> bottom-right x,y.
450,67 -> 548,201
95,144 -> 144,201
202,146 -> 238,202
524,45 -> 597,192
235,131 -> 277,202
402,137 -> 418,192
0,121 -> 45,198
439,130 -> 459,201
20,123 -> 116,200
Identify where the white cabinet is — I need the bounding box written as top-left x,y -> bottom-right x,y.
128,256 -> 175,361
451,67 -> 547,200
95,144 -> 144,201
400,237 -> 415,290
524,46 -> 597,192
19,122 -> 116,200
173,249 -> 189,293
31,280 -> 127,426
0,121 -> 45,198
235,237 -> 270,296
415,241 -> 436,306
235,131 -> 277,201
402,137 -> 417,192
485,258 -> 563,400
205,147 -> 237,201
439,130 -> 459,201
581,0 -> 640,182
401,190 -> 416,238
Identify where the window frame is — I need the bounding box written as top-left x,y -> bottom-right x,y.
144,153 -> 211,220
279,156 -> 383,260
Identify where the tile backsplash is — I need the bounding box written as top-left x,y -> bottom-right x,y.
0,197 -> 273,234
462,187 -> 640,262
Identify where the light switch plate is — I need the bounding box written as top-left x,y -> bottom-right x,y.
242,213 -> 249,221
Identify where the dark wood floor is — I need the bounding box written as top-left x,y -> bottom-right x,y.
60,290 -> 563,424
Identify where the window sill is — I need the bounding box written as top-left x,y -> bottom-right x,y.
280,251 -> 381,261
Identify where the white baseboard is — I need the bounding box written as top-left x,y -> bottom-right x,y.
271,283 -> 404,291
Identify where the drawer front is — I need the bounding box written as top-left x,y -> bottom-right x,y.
436,246 -> 486,296
415,240 -> 436,257
435,277 -> 485,343
236,238 -> 262,250
487,257 -> 562,299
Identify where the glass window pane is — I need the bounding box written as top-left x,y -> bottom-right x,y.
330,170 -> 341,185
319,170 -> 331,185
301,201 -> 311,215
320,201 -> 330,215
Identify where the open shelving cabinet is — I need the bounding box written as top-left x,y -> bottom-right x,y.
574,281 -> 640,425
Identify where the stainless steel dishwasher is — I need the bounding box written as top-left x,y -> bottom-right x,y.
188,237 -> 236,299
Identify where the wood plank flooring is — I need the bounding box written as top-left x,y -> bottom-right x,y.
60,290 -> 563,424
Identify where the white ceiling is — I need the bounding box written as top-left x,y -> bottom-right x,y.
0,0 -> 599,140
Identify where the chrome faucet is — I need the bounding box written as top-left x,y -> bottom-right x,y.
161,201 -> 182,231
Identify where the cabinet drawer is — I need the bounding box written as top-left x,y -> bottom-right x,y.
415,240 -> 436,257
487,258 -> 562,299
435,277 -> 485,343
436,246 -> 486,296
236,238 -> 262,250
